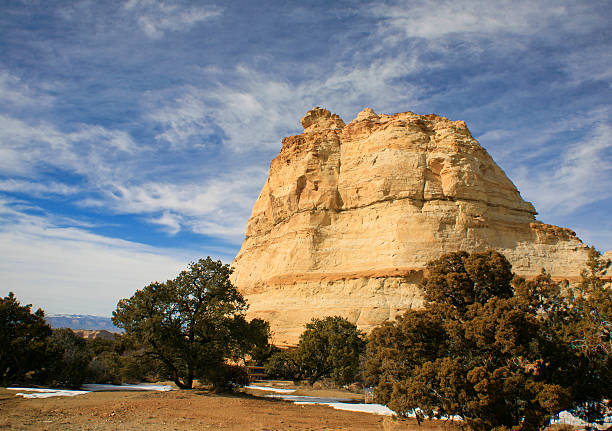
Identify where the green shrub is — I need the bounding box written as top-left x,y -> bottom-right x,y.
209,364 -> 250,392
0,292 -> 54,386
47,328 -> 92,388
295,316 -> 366,386
365,250 -> 612,430
264,349 -> 303,381
113,257 -> 270,389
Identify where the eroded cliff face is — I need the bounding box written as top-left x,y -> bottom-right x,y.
232,107 -> 591,345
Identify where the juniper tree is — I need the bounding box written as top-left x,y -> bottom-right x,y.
365,250 -> 611,430
295,316 -> 366,385
113,257 -> 269,389
0,292 -> 53,385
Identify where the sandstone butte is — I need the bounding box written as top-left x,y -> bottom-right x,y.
231,107 -> 610,346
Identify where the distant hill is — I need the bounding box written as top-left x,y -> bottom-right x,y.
72,329 -> 118,341
46,314 -> 122,332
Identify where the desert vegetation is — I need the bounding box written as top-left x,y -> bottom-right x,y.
1,257 -> 270,391
112,257 -> 270,390
364,249 -> 611,430
265,315 -> 366,385
2,251 -> 610,430
0,292 -> 160,388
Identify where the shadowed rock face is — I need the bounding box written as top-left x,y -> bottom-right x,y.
231,107 -> 591,346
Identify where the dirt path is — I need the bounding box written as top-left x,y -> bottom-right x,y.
0,389 -> 455,430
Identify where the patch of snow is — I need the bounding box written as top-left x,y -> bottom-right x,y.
265,394 -> 460,418
299,401 -> 395,416
8,388 -> 90,398
8,383 -> 173,399
270,390 -> 612,427
264,393 -> 398,416
551,411 -> 612,430
244,385 -> 296,394
265,394 -> 352,403
81,384 -> 172,392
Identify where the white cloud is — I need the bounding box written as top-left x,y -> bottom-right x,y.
147,55 -> 421,151
0,179 -> 80,196
191,219 -> 247,240
147,91 -> 218,148
145,80 -> 299,151
0,114 -> 140,182
0,199 -> 192,315
90,166 -> 268,242
368,0 -> 611,89
513,121 -> 612,216
124,0 -> 222,39
371,0 -> 596,41
560,44 -> 612,87
0,70 -> 55,107
0,147 -> 31,176
148,211 -> 182,235
476,107 -> 612,173
0,77 -> 269,241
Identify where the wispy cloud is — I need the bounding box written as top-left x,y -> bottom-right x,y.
366,0 -> 611,103
1,0 -> 610,262
0,197 -> 192,315
0,114 -> 139,180
560,44 -> 612,87
371,0 -> 598,42
147,55 -> 422,152
512,119 -> 612,217
0,71 -> 56,107
478,107 -> 611,166
146,90 -> 220,149
0,74 -> 264,240
0,179 -> 80,197
148,211 -> 182,236
89,166 -> 268,242
124,0 -> 222,39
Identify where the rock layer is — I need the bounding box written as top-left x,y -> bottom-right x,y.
231,107 -> 591,345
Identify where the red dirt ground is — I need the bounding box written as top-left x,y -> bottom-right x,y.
0,388 -> 458,431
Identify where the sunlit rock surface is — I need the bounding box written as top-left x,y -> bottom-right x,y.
232,107 -> 591,345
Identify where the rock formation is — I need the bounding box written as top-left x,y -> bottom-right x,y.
72,329 -> 117,341
231,107 -> 593,345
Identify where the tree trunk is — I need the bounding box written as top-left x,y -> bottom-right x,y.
173,376 -> 193,389
172,369 -> 193,389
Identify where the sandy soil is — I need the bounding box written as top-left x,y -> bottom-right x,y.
0,387 -> 457,431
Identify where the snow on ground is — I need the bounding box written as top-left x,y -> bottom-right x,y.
8,384 -> 173,398
265,394 -> 353,403
263,391 -> 612,428
81,384 -> 172,392
244,385 -> 296,394
298,401 -> 395,416
263,393 -> 394,415
8,382 -> 611,428
550,411 -> 612,430
7,388 -> 90,399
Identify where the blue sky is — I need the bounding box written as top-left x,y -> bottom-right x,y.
1,0 -> 611,316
